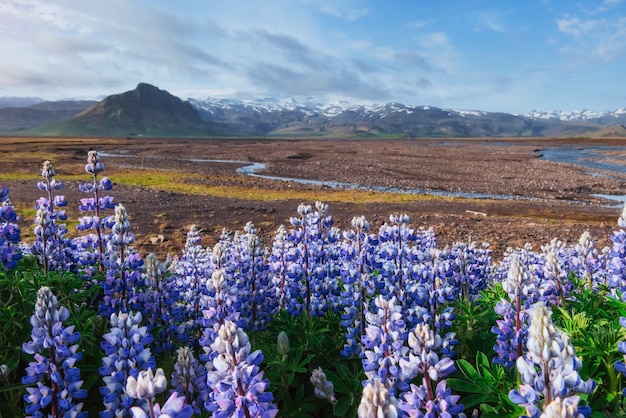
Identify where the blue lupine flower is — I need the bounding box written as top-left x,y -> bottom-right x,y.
205,320 -> 278,418
570,231 -> 605,289
492,252 -> 535,367
310,367 -> 336,403
99,311 -> 156,418
539,238 -> 574,306
0,186 -> 22,269
171,346 -> 208,414
397,323 -> 462,417
31,161 -> 77,275
399,380 -> 464,418
340,215 -> 376,357
22,287 -> 87,418
233,222 -> 276,332
77,150 -> 116,270
606,204 -> 626,295
361,295 -> 408,396
171,225 -> 213,347
510,302 -> 594,417
142,253 -> 182,354
98,205 -> 146,318
444,239 -> 493,303
269,225 -> 292,310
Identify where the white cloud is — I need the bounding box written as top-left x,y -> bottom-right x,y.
557,15 -> 626,61
471,10 -> 508,33
557,17 -> 602,36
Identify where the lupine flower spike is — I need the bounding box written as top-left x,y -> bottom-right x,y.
22,287 -> 87,418
77,150 -> 115,270
510,302 -> 594,417
205,320 -> 278,418
0,186 -> 22,269
310,367 -> 336,403
358,379 -> 398,418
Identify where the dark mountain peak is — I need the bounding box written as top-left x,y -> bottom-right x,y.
15,83 -> 223,137
102,83 -> 183,110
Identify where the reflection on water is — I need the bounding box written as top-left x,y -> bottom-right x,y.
538,146 -> 626,177
537,146 -> 626,204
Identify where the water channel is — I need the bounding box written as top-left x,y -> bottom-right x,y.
104,144 -> 626,203
536,146 -> 626,203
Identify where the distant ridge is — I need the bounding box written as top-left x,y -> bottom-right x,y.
15,83 -> 223,137
0,100 -> 95,132
2,83 -> 625,138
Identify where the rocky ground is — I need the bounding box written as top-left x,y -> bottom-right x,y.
2,136 -> 625,260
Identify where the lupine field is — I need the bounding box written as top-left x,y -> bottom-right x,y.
3,150 -> 626,417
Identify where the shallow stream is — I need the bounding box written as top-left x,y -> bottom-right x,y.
104,144 -> 626,203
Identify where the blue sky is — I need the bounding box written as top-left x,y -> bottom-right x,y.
1,0 -> 625,113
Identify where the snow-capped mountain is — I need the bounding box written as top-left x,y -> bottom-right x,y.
524,108 -> 626,123
1,84 -> 624,138
186,96 -> 540,137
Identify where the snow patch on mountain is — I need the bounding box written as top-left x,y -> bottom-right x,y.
524,108 -> 626,122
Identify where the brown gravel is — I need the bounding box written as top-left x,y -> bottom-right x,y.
2,136 -> 624,260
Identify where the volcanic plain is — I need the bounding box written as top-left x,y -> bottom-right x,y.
1,136 -> 625,259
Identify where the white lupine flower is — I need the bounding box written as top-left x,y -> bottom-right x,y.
126,368 -> 167,400
540,395 -> 584,418
358,379 -> 398,418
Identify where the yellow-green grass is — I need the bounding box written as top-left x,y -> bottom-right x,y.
0,151 -> 58,163
2,163 -> 463,205
11,203 -> 80,243
111,168 -> 456,204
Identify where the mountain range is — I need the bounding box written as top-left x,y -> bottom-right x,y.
1,83 -> 625,138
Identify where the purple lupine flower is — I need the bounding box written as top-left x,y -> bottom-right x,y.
310,367 -> 336,403
400,380 -> 464,418
198,269 -> 241,364
31,161 -> 77,275
78,150 -> 116,270
358,378 -> 398,418
171,225 -> 214,347
232,222 -> 276,332
22,287 -> 87,418
510,302 -> 595,416
571,231 -> 605,289
492,252 -> 536,367
99,204 -> 146,318
607,204 -> 626,294
99,311 -> 156,418
445,239 -> 493,303
142,253 -> 181,354
340,215 -> 376,357
205,320 -> 278,418
539,238 -> 574,306
374,214 -> 417,300
361,295 -> 408,396
397,323 -> 462,417
171,346 -> 208,414
269,225 -> 291,310
284,201 -> 340,319
0,186 -> 22,269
